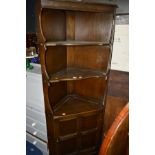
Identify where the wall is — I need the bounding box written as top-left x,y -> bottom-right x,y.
111,15 -> 129,72
26,0 -> 36,32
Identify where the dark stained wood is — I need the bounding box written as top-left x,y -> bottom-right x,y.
41,0 -> 117,12
53,110 -> 103,155
99,103 -> 129,155
107,70 -> 129,99
38,1 -> 117,154
103,70 -> 129,136
75,12 -> 113,43
71,46 -> 110,72
48,81 -> 67,109
45,46 -> 67,75
49,67 -> 107,83
53,95 -> 102,118
45,45 -> 111,77
39,44 -> 53,114
66,11 -> 75,40
45,41 -> 109,46
74,78 -> 107,100
41,9 -> 66,42
103,96 -> 128,136
48,78 -> 107,110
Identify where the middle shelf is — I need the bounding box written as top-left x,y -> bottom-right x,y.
49,67 -> 107,83
45,41 -> 109,46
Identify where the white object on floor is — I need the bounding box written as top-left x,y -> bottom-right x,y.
26,63 -> 49,155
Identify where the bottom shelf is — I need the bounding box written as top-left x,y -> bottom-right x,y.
53,95 -> 103,118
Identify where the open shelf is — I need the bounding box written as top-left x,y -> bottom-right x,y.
53,95 -> 102,118
49,67 -> 107,83
45,41 -> 109,46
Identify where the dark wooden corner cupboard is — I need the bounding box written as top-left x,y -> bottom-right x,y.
37,0 -> 117,154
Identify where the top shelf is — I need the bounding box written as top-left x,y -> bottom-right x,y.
45,41 -> 110,46
41,1 -> 117,13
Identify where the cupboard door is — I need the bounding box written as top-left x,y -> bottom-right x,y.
80,114 -> 98,131
58,137 -> 78,154
59,118 -> 77,136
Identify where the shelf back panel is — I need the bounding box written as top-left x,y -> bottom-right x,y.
75,12 -> 113,42
74,78 -> 106,100
67,46 -> 110,72
46,46 -> 67,74
48,81 -> 67,108
67,78 -> 106,101
41,9 -> 66,41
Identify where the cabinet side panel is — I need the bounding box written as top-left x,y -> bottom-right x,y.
46,46 -> 67,74
75,12 -> 113,42
41,9 -> 66,41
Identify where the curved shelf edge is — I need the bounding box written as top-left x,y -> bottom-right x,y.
49,75 -> 107,83
45,41 -> 110,46
48,68 -> 108,83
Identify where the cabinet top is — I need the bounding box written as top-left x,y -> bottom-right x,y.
41,0 -> 117,12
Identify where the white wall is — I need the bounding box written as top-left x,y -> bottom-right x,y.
111,24 -> 129,72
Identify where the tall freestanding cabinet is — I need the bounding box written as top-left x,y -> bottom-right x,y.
37,1 -> 117,154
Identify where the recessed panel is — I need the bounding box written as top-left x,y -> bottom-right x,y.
59,137 -> 77,154
81,115 -> 98,131
81,132 -> 97,150
59,118 -> 77,136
